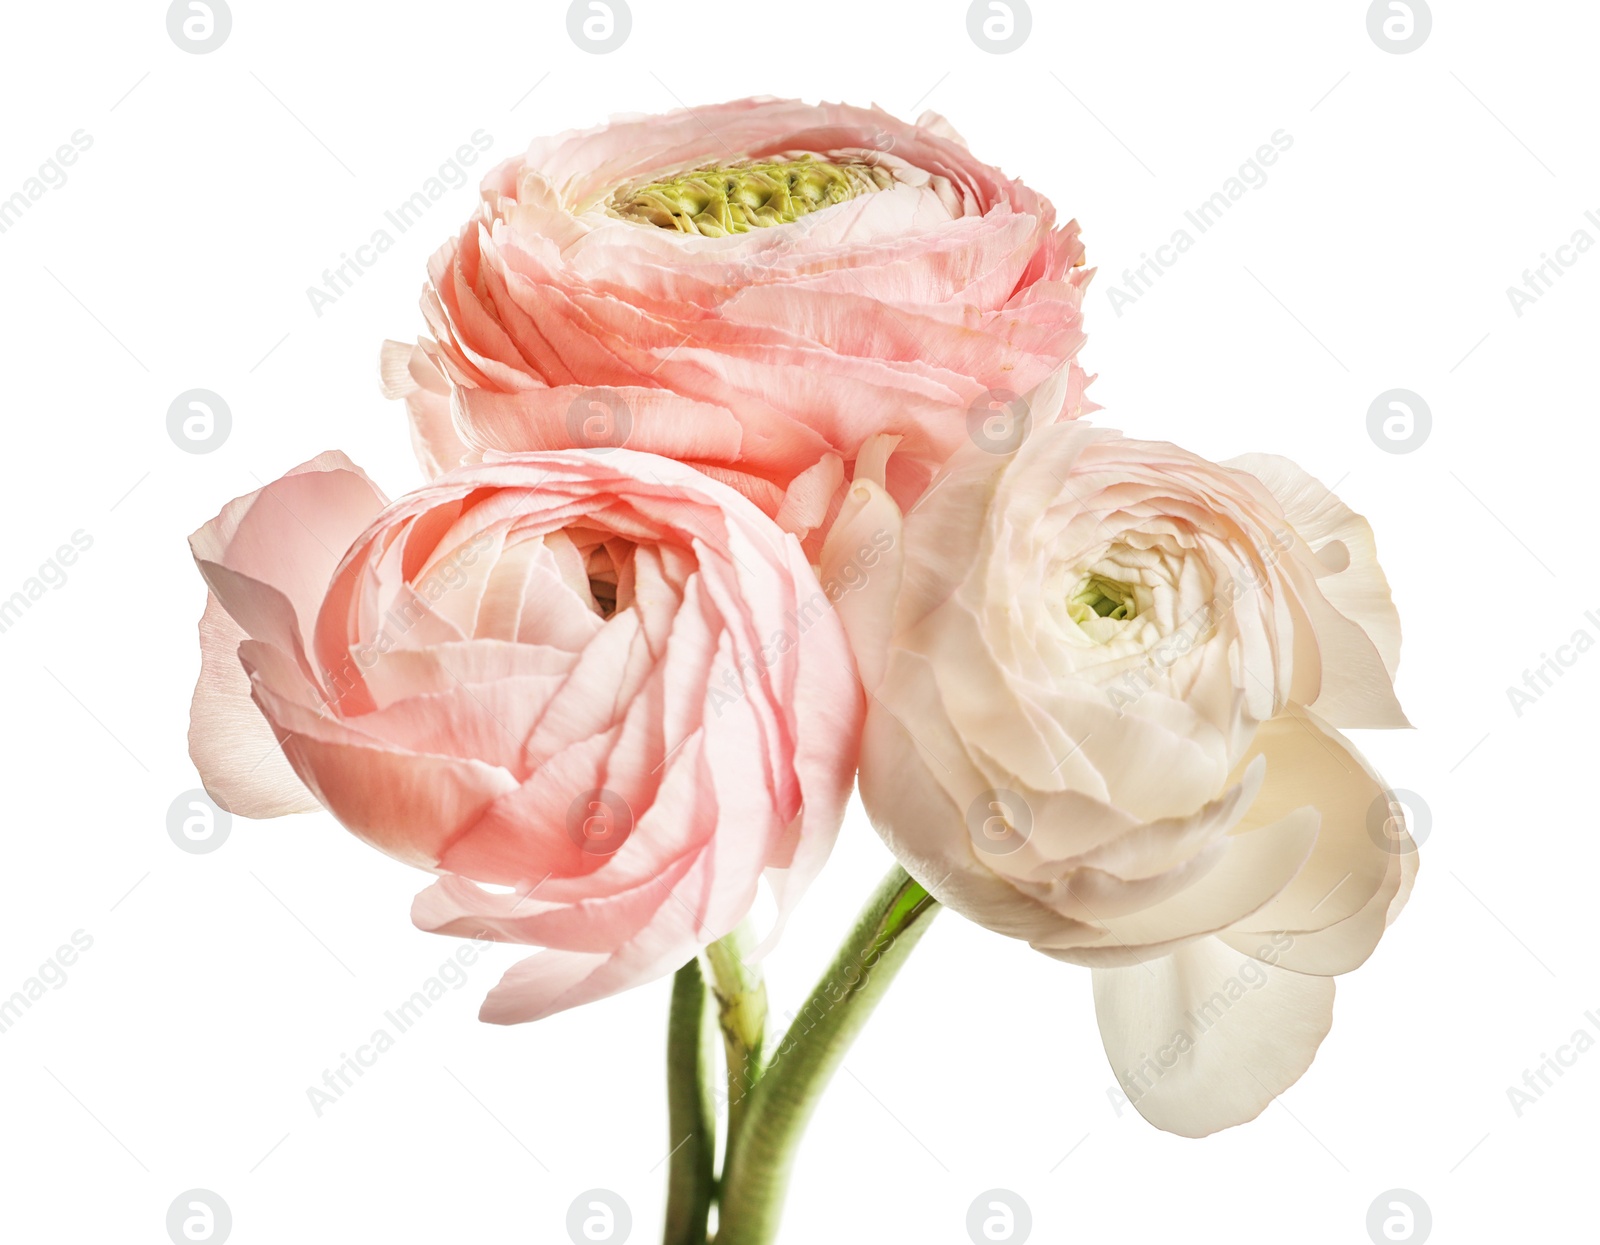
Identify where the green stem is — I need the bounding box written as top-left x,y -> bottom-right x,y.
663,959 -> 717,1245
714,866 -> 939,1245
702,923 -> 768,1155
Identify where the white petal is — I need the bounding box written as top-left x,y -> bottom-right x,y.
1220,707 -> 1408,973
1031,806 -> 1319,965
1228,453 -> 1406,726
1092,935 -> 1335,1137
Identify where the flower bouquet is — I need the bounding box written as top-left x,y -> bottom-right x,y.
187,98 -> 1413,1244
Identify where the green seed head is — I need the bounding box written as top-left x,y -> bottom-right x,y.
609,156 -> 894,236
1068,576 -> 1140,625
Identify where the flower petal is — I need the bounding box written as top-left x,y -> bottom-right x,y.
1092,935 -> 1335,1137
188,593 -> 320,817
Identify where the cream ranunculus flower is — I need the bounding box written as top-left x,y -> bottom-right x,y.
823,377 -> 1416,1137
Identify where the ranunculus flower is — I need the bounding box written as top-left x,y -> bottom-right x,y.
380,96 -> 1092,550
188,448 -> 862,1022
823,397 -> 1415,1137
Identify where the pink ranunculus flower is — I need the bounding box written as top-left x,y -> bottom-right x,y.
380,96 -> 1093,551
822,392 -> 1414,1137
188,448 -> 863,1022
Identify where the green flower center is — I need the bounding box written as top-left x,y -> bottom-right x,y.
609,157 -> 893,237
1068,576 -> 1140,625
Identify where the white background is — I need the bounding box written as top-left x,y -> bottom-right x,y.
0,1 -> 1592,1242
